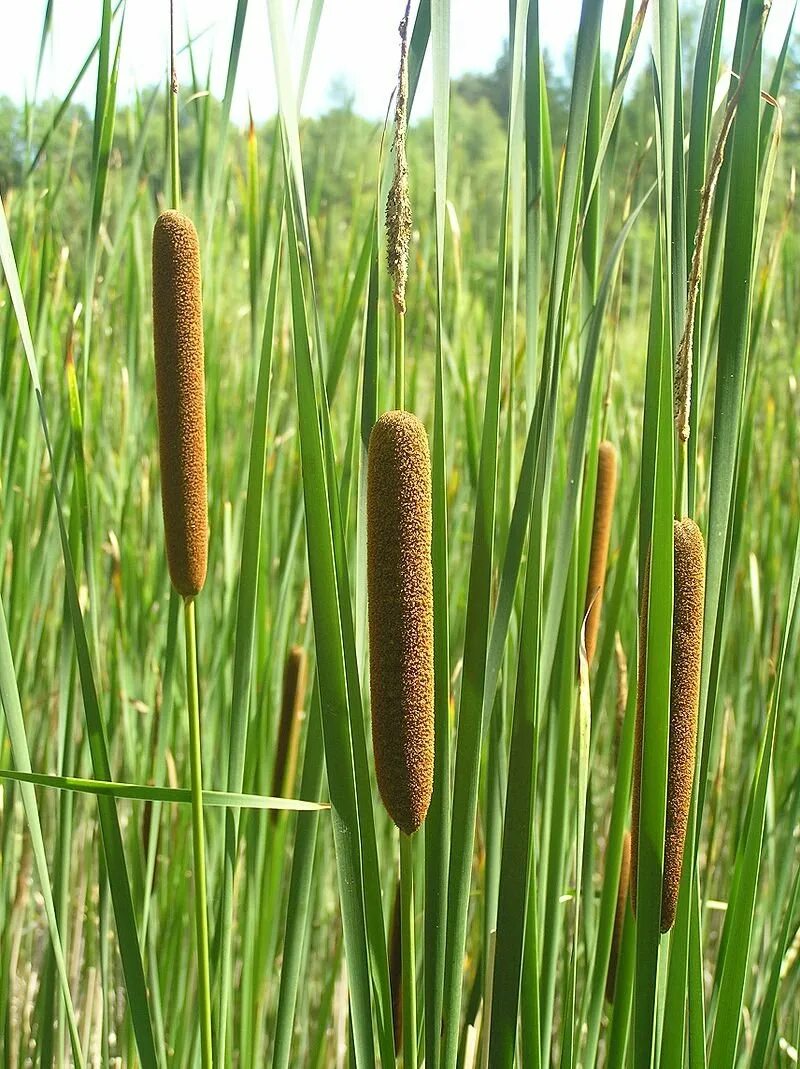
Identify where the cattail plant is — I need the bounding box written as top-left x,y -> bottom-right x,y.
367,11 -> 431,1065
631,518 -> 705,932
270,646 -> 308,810
152,207 -> 213,1067
606,830 -> 631,1002
584,440 -> 617,666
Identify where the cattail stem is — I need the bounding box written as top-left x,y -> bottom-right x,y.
168,0 -> 180,210
184,598 -> 213,1069
389,879 -> 403,1054
675,438 -> 688,519
400,832 -> 417,1069
394,308 -> 405,411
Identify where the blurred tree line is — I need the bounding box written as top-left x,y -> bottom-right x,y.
0,22 -> 796,285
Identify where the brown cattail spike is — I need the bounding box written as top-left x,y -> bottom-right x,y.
271,646 -> 308,810
584,441 -> 618,666
152,210 -> 208,598
662,519 -> 705,929
631,518 -> 705,932
606,830 -> 631,1003
367,411 -> 434,835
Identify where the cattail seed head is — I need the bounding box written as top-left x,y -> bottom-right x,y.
367,411 -> 434,836
662,518 -> 704,929
152,209 -> 208,599
631,518 -> 705,932
606,830 -> 631,1003
584,441 -> 618,666
270,646 -> 308,813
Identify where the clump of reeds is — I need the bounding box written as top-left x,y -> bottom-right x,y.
151,209 -> 208,598
367,410 -> 434,835
584,440 -> 618,666
631,518 -> 705,931
270,646 -> 307,811
605,830 -> 631,1003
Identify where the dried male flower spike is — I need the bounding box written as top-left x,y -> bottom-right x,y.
367,411 -> 434,835
584,440 -> 618,666
631,518 -> 705,932
152,210 -> 208,599
606,830 -> 631,1003
386,1 -> 412,315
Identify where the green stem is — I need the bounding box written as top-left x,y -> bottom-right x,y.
394,308 -> 405,411
400,831 -> 417,1069
184,597 -> 214,1069
675,437 -> 688,517
169,0 -> 180,210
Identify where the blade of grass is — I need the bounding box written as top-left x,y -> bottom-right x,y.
632,201 -> 674,1069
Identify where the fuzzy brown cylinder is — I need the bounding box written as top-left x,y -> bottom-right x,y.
584,440 -> 618,666
367,410 -> 434,835
270,646 -> 308,811
631,518 -> 705,932
606,830 -> 631,1003
152,210 -> 208,598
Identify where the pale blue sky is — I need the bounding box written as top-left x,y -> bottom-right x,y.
0,1 -> 795,122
